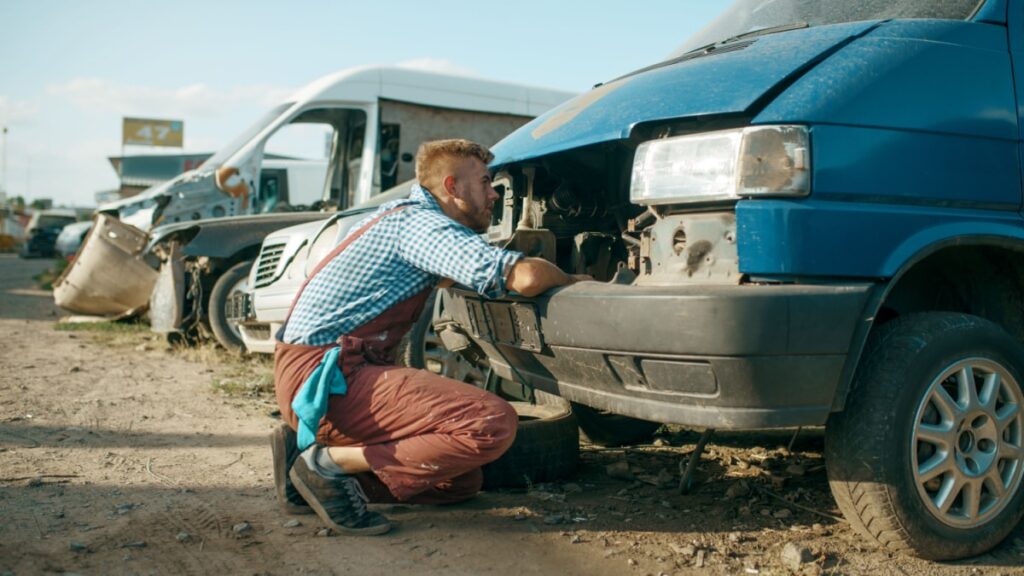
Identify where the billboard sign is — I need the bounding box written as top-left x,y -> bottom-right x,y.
122,117 -> 184,148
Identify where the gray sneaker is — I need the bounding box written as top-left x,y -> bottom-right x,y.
270,423 -> 312,515
288,455 -> 392,535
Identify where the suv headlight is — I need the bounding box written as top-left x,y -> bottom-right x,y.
630,125 -> 810,205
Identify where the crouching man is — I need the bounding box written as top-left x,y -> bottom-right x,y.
271,139 -> 582,535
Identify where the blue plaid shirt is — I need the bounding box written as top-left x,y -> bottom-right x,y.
282,184 -> 522,346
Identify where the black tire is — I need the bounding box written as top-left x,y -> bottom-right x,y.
482,401 -> 579,489
572,402 -> 661,447
208,260 -> 253,353
398,290 -> 437,368
826,312 -> 1024,560
399,290 -> 487,386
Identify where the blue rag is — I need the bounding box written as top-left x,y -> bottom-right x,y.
290,346 -> 347,450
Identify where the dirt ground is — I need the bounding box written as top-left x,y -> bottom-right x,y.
1,252 -> 1023,576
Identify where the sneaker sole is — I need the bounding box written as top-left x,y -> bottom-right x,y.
288,467 -> 392,536
270,425 -> 312,515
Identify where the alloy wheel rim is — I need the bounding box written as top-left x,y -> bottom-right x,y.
226,276 -> 249,341
911,357 -> 1024,528
421,323 -> 486,386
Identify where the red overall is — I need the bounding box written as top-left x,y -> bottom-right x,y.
273,207 -> 517,504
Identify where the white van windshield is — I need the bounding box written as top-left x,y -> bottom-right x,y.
672,0 -> 984,57
200,102 -> 293,170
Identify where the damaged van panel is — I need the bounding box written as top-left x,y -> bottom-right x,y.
634,212 -> 740,285
53,214 -> 159,316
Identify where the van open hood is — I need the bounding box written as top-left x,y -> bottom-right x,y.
491,21 -> 879,166
96,175 -> 183,214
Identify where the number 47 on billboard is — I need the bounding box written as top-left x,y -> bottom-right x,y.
122,117 -> 184,148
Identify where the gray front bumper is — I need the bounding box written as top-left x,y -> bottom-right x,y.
441,281 -> 875,429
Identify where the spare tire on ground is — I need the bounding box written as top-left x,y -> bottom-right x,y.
571,402 -> 662,447
482,401 -> 579,489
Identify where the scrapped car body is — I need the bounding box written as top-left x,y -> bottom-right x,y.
99,158 -> 328,232
436,0 -> 1024,560
53,159 -> 325,317
53,214 -> 158,316
153,67 -> 573,351
146,210 -> 330,335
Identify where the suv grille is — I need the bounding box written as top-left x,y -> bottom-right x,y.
253,242 -> 286,288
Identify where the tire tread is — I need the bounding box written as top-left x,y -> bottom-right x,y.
826,313 -> 1024,559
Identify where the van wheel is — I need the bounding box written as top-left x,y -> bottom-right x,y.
826,313 -> 1024,560
572,403 -> 662,447
208,260 -> 252,353
482,401 -> 579,489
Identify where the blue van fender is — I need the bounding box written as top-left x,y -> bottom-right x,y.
830,231 -> 1024,412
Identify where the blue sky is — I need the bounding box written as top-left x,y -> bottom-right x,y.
0,1 -> 729,207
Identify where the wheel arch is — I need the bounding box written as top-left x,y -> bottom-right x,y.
832,236 -> 1024,412
211,245 -> 262,276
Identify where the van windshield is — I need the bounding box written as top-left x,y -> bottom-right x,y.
199,102 -> 293,170
672,0 -> 984,57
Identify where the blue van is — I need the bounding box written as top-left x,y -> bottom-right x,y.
439,0 -> 1024,560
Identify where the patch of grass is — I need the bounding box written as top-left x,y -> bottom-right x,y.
33,258 -> 69,290
210,378 -> 250,395
56,316 -> 278,398
55,318 -> 149,333
169,338 -> 275,397
210,371 -> 274,397
56,317 -> 157,347
173,339 -> 239,364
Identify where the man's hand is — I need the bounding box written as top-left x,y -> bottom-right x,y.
506,258 -> 589,297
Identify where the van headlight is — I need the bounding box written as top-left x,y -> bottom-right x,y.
629,125 -> 810,205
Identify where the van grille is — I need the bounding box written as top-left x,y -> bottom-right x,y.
253,243 -> 286,288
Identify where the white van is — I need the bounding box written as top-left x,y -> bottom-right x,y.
98,65 -> 571,229
56,65 -> 573,337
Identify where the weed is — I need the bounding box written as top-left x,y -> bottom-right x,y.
60,317 -> 276,398
210,378 -> 249,395
32,259 -> 69,290
55,319 -> 148,333
210,372 -> 273,397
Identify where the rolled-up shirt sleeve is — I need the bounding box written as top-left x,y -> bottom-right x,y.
398,209 -> 522,298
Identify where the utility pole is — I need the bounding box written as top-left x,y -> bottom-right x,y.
1,126 -> 7,199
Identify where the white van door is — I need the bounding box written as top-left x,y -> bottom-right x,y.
222,106 -> 371,214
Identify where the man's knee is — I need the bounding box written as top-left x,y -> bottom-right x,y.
475,395 -> 518,463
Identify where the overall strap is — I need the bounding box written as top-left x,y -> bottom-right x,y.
283,204 -> 411,326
